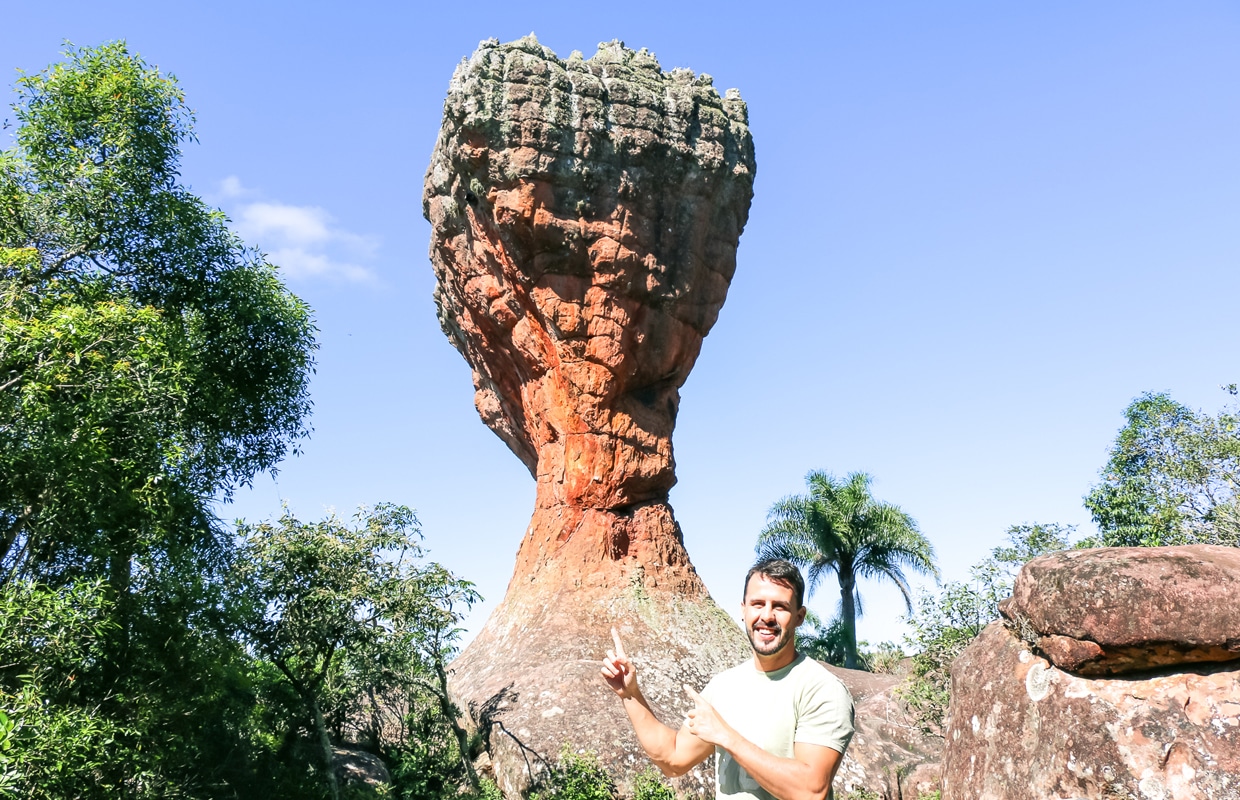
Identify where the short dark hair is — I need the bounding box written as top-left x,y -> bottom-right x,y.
744,558 -> 805,610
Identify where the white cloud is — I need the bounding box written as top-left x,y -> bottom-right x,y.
216,176 -> 379,283
266,247 -> 373,283
236,203 -> 333,246
218,175 -> 247,199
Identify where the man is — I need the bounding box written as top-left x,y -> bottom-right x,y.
601,558 -> 854,800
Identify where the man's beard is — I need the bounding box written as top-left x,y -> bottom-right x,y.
748,621 -> 793,657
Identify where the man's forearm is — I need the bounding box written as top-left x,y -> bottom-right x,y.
716,730 -> 839,800
618,689 -> 681,771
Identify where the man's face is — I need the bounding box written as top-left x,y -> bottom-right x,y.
742,574 -> 807,658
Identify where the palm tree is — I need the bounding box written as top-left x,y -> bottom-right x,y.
757,471 -> 938,670
796,610 -> 852,668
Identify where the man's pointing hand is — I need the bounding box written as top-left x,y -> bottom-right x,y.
601,627 -> 638,699
684,683 -> 732,748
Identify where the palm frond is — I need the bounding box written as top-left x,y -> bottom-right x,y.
755,536 -> 819,569
754,469 -> 940,670
804,558 -> 837,598
865,563 -> 915,612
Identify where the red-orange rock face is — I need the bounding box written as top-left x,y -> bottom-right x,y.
1001,545 -> 1240,675
423,36 -> 755,797
946,547 -> 1240,798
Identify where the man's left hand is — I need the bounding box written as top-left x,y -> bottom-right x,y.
683,684 -> 733,748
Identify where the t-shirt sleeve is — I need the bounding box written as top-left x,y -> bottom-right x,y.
794,670 -> 855,755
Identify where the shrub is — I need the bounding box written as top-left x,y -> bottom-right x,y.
631,767 -> 675,800
531,748 -> 615,800
899,524 -> 1075,735
839,788 -> 881,800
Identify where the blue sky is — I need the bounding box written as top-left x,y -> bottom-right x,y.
5,2 -> 1239,646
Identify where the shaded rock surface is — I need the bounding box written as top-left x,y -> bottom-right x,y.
824,666 -> 942,800
943,621 -> 1240,800
423,35 -> 755,798
331,746 -> 391,791
1000,545 -> 1240,675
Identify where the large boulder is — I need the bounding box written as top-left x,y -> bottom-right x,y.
826,666 -> 942,799
1000,545 -> 1240,675
943,622 -> 1240,799
945,545 -> 1240,799
423,35 -> 755,798
332,747 -> 391,793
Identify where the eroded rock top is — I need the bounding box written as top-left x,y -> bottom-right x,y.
1000,545 -> 1240,675
427,35 -> 754,210
423,36 -> 755,505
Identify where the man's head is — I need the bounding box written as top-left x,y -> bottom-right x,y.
741,559 -> 807,660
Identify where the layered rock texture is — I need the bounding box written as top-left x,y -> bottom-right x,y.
826,666 -> 942,799
423,36 -> 755,797
943,546 -> 1240,799
1002,545 -> 1240,675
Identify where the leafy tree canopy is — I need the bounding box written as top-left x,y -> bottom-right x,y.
0,41 -> 317,584
0,43 -> 317,797
1085,391 -> 1240,547
232,504 -> 480,800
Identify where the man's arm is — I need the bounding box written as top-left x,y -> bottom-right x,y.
685,686 -> 844,800
600,628 -> 714,777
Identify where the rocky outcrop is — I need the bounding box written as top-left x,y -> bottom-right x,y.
1001,545 -> 1240,675
332,747 -> 391,792
826,666 -> 942,800
423,35 -> 755,798
943,546 -> 1240,799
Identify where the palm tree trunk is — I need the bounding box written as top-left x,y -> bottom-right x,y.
839,569 -> 859,670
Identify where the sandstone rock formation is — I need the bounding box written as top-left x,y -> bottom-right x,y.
826,666 -> 942,799
331,747 -> 391,793
943,546 -> 1240,799
423,36 -> 755,797
1001,545 -> 1240,675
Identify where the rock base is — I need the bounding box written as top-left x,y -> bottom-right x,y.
827,667 -> 942,799
451,549 -> 746,799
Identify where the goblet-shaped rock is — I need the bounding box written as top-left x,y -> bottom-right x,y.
423,36 -> 755,797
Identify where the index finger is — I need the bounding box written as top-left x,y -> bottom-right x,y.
611,627 -> 626,658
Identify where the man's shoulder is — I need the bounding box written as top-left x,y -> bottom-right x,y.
789,655 -> 854,702
703,659 -> 755,690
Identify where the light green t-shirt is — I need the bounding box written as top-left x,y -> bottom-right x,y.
700,653 -> 854,800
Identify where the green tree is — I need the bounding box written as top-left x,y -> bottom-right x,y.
0,40 -> 316,583
1085,391 -> 1240,547
756,471 -> 938,670
0,42 -> 316,797
796,610 -> 905,673
796,610 -> 851,668
900,523 -> 1074,735
0,579 -> 131,799
232,505 -> 480,800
